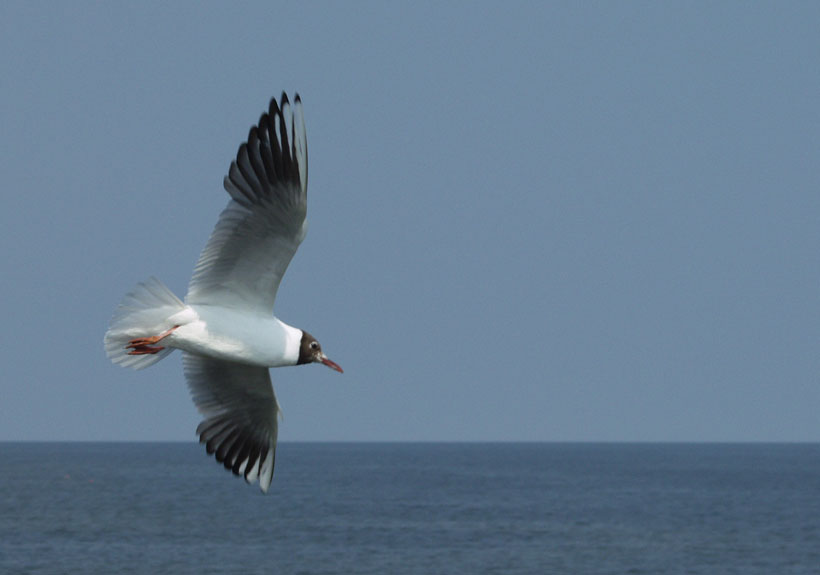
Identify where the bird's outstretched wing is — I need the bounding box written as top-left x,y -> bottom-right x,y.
183,352 -> 280,492
185,93 -> 308,313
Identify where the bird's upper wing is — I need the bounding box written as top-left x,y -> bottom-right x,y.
185,93 -> 308,313
183,352 -> 280,492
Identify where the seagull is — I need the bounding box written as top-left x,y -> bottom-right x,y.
104,93 -> 342,492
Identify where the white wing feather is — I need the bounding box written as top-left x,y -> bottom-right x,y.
185,94 -> 308,313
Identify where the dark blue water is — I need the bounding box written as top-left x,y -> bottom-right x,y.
1,443 -> 819,574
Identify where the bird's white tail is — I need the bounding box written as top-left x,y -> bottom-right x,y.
104,277 -> 186,370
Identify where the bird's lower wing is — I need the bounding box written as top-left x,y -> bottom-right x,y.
182,353 -> 280,492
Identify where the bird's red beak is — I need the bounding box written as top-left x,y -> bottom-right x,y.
321,357 -> 343,373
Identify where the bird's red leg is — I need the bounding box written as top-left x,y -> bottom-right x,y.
127,325 -> 180,355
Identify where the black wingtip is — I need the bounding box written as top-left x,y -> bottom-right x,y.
280,91 -> 290,107
294,92 -> 301,104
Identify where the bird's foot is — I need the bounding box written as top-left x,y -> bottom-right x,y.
127,344 -> 166,355
125,325 -> 179,355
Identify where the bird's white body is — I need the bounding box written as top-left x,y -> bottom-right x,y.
166,305 -> 302,368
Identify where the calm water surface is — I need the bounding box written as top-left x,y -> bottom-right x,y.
1,443 -> 819,574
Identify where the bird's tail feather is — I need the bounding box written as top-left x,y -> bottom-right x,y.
104,277 -> 186,370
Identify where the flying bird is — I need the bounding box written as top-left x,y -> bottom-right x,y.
104,93 -> 342,492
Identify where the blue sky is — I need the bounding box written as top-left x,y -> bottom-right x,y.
2,2 -> 819,442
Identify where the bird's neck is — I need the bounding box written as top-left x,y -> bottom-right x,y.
278,320 -> 303,366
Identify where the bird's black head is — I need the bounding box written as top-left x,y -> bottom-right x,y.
297,330 -> 343,372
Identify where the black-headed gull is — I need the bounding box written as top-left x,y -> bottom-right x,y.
104,94 -> 342,492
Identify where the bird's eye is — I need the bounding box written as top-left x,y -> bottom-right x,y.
310,341 -> 319,350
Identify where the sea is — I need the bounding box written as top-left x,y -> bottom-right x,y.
1,442 -> 818,574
